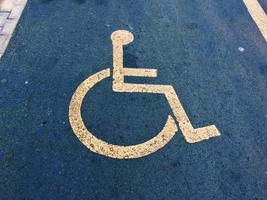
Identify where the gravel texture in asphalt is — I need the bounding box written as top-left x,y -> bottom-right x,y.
0,0 -> 266,199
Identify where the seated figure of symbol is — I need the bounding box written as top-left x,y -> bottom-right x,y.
69,30 -> 221,159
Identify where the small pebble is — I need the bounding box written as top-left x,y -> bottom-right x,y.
238,47 -> 245,52
47,108 -> 52,115
128,25 -> 134,30
1,78 -> 7,84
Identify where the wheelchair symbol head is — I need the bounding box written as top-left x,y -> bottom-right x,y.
111,30 -> 134,45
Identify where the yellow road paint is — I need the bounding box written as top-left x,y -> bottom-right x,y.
69,68 -> 178,159
69,30 -> 220,159
122,68 -> 157,77
243,0 -> 267,41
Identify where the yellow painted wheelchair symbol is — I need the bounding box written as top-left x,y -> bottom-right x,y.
69,30 -> 221,159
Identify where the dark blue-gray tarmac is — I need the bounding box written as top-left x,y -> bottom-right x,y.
0,0 -> 266,199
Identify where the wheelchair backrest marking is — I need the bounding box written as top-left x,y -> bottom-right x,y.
69,30 -> 221,159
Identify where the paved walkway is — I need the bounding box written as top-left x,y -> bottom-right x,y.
0,0 -> 27,58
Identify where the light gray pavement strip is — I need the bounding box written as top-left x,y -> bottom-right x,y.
0,0 -> 27,59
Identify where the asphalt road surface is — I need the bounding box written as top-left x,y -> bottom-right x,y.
0,0 -> 267,199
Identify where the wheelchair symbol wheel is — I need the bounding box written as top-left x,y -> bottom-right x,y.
69,30 -> 220,159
